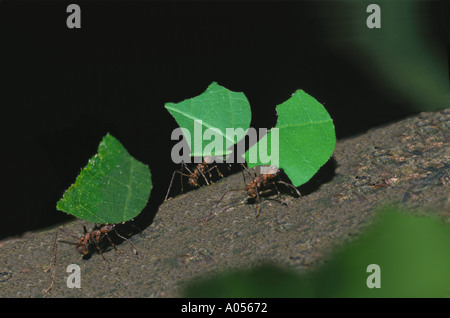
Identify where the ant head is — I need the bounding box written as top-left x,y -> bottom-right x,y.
101,224 -> 114,233
247,187 -> 257,197
189,177 -> 199,187
78,236 -> 87,244
77,245 -> 89,255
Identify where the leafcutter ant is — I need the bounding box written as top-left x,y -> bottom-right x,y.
44,223 -> 138,293
164,156 -> 226,201
202,165 -> 301,223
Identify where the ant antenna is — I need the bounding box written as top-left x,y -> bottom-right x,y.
112,226 -> 138,255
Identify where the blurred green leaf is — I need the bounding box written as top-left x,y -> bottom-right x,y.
245,90 -> 336,187
56,134 -> 152,224
314,209 -> 450,297
165,82 -> 252,157
183,209 -> 450,298
183,264 -> 314,298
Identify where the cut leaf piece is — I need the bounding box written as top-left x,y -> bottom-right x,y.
165,82 -> 251,157
56,134 -> 152,224
244,90 -> 335,187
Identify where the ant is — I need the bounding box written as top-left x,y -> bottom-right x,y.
164,156 -> 225,201
202,165 -> 301,223
44,223 -> 137,293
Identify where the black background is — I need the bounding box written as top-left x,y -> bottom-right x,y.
1,1 -> 448,240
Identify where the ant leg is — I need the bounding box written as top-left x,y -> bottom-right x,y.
195,164 -> 210,186
98,249 -> 106,260
269,182 -> 287,206
255,187 -> 262,218
91,238 -> 106,260
199,169 -> 210,185
180,162 -> 188,192
164,170 -> 195,201
59,228 -> 82,240
165,168 -> 189,202
240,163 -> 253,186
165,161 -> 198,201
183,162 -> 210,186
103,233 -> 123,254
164,169 -> 179,202
114,229 -> 138,255
182,162 -> 194,176
276,180 -> 301,197
44,227 -> 83,273
207,164 -> 224,179
240,163 -> 254,177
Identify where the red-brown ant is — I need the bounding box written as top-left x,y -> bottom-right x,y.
71,224 -> 137,259
202,165 -> 300,223
44,223 -> 137,293
165,156 -> 225,201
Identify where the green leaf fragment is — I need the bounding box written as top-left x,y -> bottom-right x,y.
165,82 -> 252,157
314,209 -> 450,297
245,90 -> 336,187
56,134 -> 152,224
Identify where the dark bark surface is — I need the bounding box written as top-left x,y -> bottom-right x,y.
1,109 -> 448,297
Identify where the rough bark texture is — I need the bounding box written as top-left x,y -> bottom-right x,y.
1,109 -> 448,297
